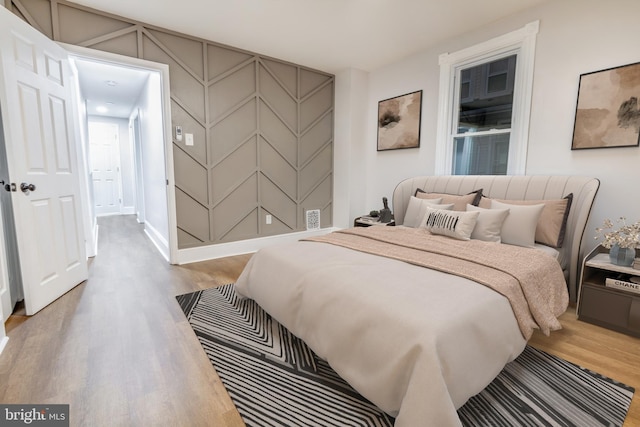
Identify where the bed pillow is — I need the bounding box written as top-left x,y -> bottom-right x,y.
480,194 -> 573,248
490,200 -> 545,247
403,196 -> 454,227
466,204 -> 510,242
415,188 -> 482,211
422,207 -> 479,241
404,196 -> 441,227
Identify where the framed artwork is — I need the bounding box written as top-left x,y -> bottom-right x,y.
571,62 -> 640,150
377,90 -> 422,151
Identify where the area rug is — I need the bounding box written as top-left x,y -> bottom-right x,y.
176,284 -> 635,427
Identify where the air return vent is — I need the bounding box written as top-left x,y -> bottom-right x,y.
305,209 -> 320,230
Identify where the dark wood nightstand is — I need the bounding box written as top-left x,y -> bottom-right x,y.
577,245 -> 640,338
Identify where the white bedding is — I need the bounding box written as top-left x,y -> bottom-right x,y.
234,240 -> 529,426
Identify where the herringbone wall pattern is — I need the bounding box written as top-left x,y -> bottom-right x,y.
9,0 -> 334,248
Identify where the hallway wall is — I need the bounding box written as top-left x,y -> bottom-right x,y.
6,0 -> 334,251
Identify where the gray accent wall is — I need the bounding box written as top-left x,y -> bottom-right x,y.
8,0 -> 334,249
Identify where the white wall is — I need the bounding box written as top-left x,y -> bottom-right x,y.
334,68 -> 370,227
348,0 -> 640,258
135,72 -> 170,259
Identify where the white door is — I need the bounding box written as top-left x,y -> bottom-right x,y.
0,207 -> 12,320
89,121 -> 121,216
0,8 -> 88,315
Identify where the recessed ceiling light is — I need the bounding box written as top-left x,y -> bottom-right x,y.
105,80 -> 118,86
96,106 -> 108,113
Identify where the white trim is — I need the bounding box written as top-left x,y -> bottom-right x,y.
175,227 -> 340,265
89,223 -> 99,258
0,336 -> 8,356
145,221 -> 170,262
160,68 -> 178,265
67,57 -> 96,261
435,21 -> 539,175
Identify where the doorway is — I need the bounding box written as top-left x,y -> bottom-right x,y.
66,45 -> 177,263
0,23 -> 177,318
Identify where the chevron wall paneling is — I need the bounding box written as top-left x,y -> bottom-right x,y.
9,0 -> 334,249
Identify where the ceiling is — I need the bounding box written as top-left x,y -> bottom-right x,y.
73,58 -> 151,118
70,0 -> 551,119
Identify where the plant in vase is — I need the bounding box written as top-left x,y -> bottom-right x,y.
595,217 -> 640,266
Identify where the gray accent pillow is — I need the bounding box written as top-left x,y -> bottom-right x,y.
414,188 -> 483,211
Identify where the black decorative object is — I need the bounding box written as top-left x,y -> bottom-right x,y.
379,197 -> 392,223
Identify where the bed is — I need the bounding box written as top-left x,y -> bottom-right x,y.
234,175 -> 600,426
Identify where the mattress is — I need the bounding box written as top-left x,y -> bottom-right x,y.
235,238 -> 542,426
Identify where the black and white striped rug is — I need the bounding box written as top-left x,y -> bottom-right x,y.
176,284 -> 634,427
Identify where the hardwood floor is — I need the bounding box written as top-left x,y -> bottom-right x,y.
530,310 -> 640,426
1,214 -> 638,426
0,215 -> 248,427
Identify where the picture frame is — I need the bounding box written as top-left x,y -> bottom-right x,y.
571,62 -> 640,150
377,90 -> 422,151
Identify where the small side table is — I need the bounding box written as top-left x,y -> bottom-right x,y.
576,245 -> 640,337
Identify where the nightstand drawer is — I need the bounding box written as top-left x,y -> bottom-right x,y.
578,284 -> 640,336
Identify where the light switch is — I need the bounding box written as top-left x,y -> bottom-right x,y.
185,133 -> 194,146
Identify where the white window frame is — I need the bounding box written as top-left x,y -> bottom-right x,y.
434,21 -> 539,175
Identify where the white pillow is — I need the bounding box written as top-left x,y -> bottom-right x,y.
466,204 -> 510,242
422,207 -> 479,241
403,196 -> 451,227
491,200 -> 545,247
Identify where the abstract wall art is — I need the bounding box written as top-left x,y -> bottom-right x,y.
377,90 -> 422,151
572,62 -> 640,150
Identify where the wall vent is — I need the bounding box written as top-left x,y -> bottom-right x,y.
305,209 -> 321,230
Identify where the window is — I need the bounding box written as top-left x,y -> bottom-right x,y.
435,21 -> 539,175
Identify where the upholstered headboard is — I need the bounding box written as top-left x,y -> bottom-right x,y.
392,175 -> 600,302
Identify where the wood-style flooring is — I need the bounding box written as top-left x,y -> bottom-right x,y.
0,215 -> 638,426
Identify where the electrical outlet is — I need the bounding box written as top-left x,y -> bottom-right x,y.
266,214 -> 272,225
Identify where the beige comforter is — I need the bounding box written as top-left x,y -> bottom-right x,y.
234,227 -> 569,426
307,226 -> 568,339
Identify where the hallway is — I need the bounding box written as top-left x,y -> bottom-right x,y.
0,215 -> 249,426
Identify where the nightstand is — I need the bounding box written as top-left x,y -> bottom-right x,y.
577,245 -> 640,337
353,216 -> 395,227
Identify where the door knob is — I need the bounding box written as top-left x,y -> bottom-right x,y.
20,182 -> 36,193
4,182 -> 16,192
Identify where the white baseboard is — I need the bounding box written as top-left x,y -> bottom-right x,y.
0,336 -> 8,356
175,227 -> 340,265
121,206 -> 135,215
144,221 -> 170,262
91,223 -> 99,258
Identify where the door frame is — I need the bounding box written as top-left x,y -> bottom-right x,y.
130,110 -> 146,225
61,43 -> 178,264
